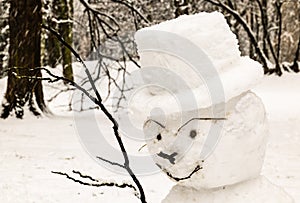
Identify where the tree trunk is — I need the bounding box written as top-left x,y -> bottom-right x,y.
0,0 -> 9,76
174,0 -> 189,17
1,0 -> 47,119
45,0 -> 73,82
45,0 -> 61,68
59,0 -> 74,82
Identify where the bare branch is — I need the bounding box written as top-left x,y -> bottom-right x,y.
96,156 -> 126,169
254,0 -> 277,62
274,0 -> 283,75
52,171 -> 139,198
42,23 -> 147,203
111,0 -> 150,25
205,0 -> 270,73
177,117 -> 226,133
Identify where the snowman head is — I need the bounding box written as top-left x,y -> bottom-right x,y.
143,110 -> 222,179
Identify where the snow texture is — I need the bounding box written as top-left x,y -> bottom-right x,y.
144,91 -> 268,189
134,11 -> 264,113
0,68 -> 299,202
133,11 -> 269,189
163,176 -> 294,203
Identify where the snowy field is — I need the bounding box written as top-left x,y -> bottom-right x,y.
0,72 -> 299,202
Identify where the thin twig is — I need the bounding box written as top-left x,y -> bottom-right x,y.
111,0 -> 150,24
177,117 -> 226,133
42,23 -> 147,203
205,0 -> 270,73
96,156 -> 126,169
52,171 -> 138,196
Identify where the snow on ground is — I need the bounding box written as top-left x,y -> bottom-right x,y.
0,72 -> 299,202
253,73 -> 300,202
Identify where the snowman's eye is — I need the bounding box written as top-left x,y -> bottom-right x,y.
189,130 -> 197,138
157,133 -> 162,141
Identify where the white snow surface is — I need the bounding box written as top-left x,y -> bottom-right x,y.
0,69 -> 300,202
134,12 -> 263,114
163,176 -> 294,203
144,91 -> 268,189
137,12 -> 242,72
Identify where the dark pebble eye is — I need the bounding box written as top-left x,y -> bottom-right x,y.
157,133 -> 162,141
189,130 -> 197,138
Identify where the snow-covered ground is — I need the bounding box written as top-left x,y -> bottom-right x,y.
0,72 -> 299,202
254,74 -> 300,202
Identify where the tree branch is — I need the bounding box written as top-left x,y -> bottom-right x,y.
111,0 -> 150,24
42,23 -> 147,203
52,171 -> 139,198
205,0 -> 270,73
177,117 -> 226,133
275,0 -> 283,75
96,156 -> 126,169
254,0 -> 277,62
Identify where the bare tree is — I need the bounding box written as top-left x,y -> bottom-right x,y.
200,0 -> 300,75
59,0 -> 74,82
0,0 -> 9,76
1,0 -> 49,118
44,0 -> 74,82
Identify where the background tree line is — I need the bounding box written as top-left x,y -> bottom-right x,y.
70,0 -> 299,75
0,0 -> 299,118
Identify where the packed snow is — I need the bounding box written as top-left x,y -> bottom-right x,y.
163,176 -> 294,203
0,11 -> 299,203
144,91 -> 269,189
134,12 -> 263,111
0,68 -> 300,203
0,71 -> 299,202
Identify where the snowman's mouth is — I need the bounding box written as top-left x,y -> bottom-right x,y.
156,163 -> 203,182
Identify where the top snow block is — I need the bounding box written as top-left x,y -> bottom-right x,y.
134,11 -> 263,112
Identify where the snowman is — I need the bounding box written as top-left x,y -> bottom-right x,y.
130,12 -> 294,203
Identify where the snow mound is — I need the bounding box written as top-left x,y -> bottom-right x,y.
163,176 -> 294,203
